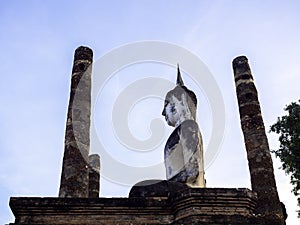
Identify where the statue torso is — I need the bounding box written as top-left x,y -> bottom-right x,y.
164,119 -> 205,187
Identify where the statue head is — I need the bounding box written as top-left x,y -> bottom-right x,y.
162,65 -> 197,127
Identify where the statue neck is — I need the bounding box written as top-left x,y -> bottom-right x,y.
175,108 -> 195,128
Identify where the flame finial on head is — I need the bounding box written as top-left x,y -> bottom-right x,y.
176,64 -> 184,86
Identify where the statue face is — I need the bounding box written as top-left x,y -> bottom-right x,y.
162,85 -> 197,127
162,95 -> 182,127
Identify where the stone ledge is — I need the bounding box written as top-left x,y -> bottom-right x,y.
9,188 -> 258,225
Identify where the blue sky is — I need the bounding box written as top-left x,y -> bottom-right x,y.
1,1 -> 300,224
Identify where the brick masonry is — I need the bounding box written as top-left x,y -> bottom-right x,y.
232,56 -> 284,224
59,46 -> 93,198
9,188 -> 259,225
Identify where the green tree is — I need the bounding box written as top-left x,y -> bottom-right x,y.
270,100 -> 300,217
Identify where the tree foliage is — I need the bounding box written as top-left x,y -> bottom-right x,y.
270,100 -> 300,217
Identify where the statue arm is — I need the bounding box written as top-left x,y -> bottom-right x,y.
180,121 -> 205,187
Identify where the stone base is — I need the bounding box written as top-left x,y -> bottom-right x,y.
129,179 -> 189,197
8,186 -> 265,225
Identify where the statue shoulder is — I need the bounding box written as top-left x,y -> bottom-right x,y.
180,119 -> 199,132
165,120 -> 200,150
179,120 -> 201,141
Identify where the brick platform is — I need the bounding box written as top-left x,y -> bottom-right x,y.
9,188 -> 260,225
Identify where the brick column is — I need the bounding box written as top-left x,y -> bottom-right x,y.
88,154 -> 100,198
59,46 -> 93,197
232,56 -> 284,224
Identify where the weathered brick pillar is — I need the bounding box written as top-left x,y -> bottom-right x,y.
88,154 -> 100,198
59,46 -> 93,197
232,56 -> 284,224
